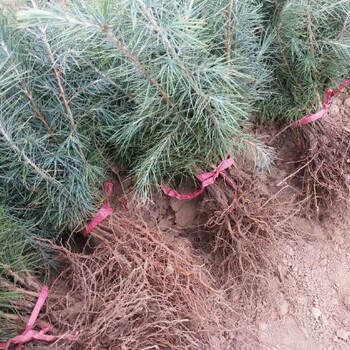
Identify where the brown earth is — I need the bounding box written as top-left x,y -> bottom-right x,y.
257,212 -> 350,350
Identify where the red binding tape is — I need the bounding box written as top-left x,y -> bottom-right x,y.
82,181 -> 114,236
162,157 -> 235,200
296,80 -> 350,125
0,286 -> 76,350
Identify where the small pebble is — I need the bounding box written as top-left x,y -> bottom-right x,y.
297,296 -> 307,305
165,263 -> 174,274
333,96 -> 343,105
329,105 -> 340,116
345,98 -> 350,108
336,329 -> 350,341
311,307 -> 322,321
321,315 -> 328,326
335,236 -> 345,245
343,296 -> 350,309
285,245 -> 295,256
259,322 -> 268,332
320,258 -> 328,266
278,300 -> 289,316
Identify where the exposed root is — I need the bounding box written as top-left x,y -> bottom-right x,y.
43,215 -> 233,350
13,120 -> 348,348
201,165 -> 300,295
295,120 -> 350,217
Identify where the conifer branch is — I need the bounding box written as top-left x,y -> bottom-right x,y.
7,0 -> 273,205
0,204 -> 42,338
134,0 -> 227,128
275,22 -> 301,90
134,0 -> 178,58
260,0 -> 350,120
21,85 -> 57,140
185,0 -> 195,20
338,12 -> 350,40
28,0 -> 76,133
102,26 -> 176,110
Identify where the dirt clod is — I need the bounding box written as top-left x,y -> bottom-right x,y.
336,329 -> 350,341
278,300 -> 290,316
311,307 -> 322,321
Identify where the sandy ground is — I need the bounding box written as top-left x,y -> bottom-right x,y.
256,214 -> 350,350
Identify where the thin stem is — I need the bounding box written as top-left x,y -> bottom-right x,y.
39,28 -> 77,135
30,0 -> 77,134
185,0 -> 195,20
2,269 -> 41,292
21,85 -> 57,141
67,79 -> 103,104
226,0 -> 234,66
276,19 -> 304,94
135,0 -> 178,58
0,41 -> 56,140
0,310 -> 23,322
306,1 -> 322,106
0,123 -> 58,185
338,11 -> 350,40
0,279 -> 40,298
103,27 -> 176,110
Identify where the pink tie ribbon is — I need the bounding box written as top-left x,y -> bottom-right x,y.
82,181 -> 114,236
0,286 -> 76,350
296,80 -> 350,125
162,157 -> 235,200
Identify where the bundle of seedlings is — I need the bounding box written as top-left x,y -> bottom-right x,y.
0,7 -> 108,235
0,204 -> 43,341
260,0 -> 350,215
17,0 -> 273,202
43,214 -> 234,350
1,3 -> 275,346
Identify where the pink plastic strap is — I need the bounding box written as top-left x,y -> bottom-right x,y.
82,181 -> 114,236
25,286 -> 49,331
297,80 -> 350,125
162,157 -> 235,200
0,286 -> 76,350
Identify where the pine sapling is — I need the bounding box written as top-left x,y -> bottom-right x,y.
17,0 -> 274,200
260,0 -> 350,214
260,0 -> 350,121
